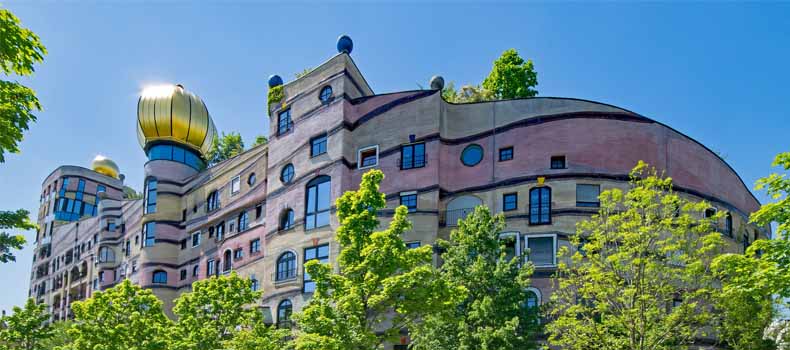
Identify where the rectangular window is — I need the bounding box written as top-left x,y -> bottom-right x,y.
125,241 -> 131,256
208,226 -> 214,238
192,265 -> 198,277
143,222 -> 156,247
576,184 -> 601,207
180,239 -> 187,250
145,178 -> 157,214
310,134 -> 328,157
406,241 -> 421,249
503,193 -> 518,211
180,269 -> 187,281
303,244 -> 330,293
400,193 -> 417,212
255,204 -> 263,219
529,187 -> 551,225
401,143 -> 426,169
250,238 -> 261,253
234,248 -> 243,260
231,176 -> 241,194
277,109 -> 292,135
216,222 -> 225,240
550,155 -> 566,169
207,259 -> 215,276
525,235 -> 556,267
499,147 -> 514,161
191,231 -> 201,247
358,145 -> 379,169
207,190 -> 220,211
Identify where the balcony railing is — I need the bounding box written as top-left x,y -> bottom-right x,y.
443,208 -> 476,227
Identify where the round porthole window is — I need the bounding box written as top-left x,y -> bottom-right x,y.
319,86 -> 333,104
461,144 -> 483,166
281,164 -> 295,184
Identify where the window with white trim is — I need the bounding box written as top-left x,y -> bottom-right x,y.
358,145 -> 379,169
231,176 -> 241,195
524,234 -> 556,267
191,231 -> 201,247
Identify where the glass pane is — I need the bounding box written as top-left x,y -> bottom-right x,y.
306,186 -> 317,215
305,248 -> 316,261
318,244 -> 329,258
528,237 -> 553,266
316,211 -> 330,228
414,143 -> 425,166
317,182 -> 331,211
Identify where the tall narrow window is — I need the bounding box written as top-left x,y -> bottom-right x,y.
144,178 -> 157,214
223,250 -> 232,272
143,222 -> 156,247
238,210 -> 249,231
303,244 -> 329,293
207,259 -> 215,276
529,187 -> 551,225
276,252 -> 296,281
191,231 -> 201,247
278,109 -> 292,135
401,143 -> 426,169
207,190 -> 220,211
250,238 -> 261,253
310,134 -> 327,157
231,176 -> 241,194
725,213 -> 733,237
280,209 -> 294,230
277,299 -> 293,328
576,184 -> 600,207
305,176 -> 331,230
215,222 -> 225,241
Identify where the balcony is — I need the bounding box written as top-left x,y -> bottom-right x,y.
443,207 -> 475,227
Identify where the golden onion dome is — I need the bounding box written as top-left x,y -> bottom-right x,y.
91,155 -> 120,179
136,84 -> 217,157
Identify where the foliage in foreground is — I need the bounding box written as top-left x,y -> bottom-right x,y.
411,206 -> 539,350
0,209 -> 34,263
548,161 -> 726,350
294,169 -> 464,350
0,298 -> 52,350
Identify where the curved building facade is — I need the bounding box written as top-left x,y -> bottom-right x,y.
29,40 -> 769,331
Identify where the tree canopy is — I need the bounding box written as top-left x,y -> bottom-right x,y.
0,298 -> 53,350
0,208 -> 34,263
443,48 -> 537,103
206,132 -> 245,165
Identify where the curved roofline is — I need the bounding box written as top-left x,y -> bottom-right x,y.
439,94 -> 762,208
41,165 -> 123,188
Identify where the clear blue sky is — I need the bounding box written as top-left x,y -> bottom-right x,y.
1,2 -> 788,312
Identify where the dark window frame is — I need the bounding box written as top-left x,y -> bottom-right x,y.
529,187 -> 552,225
550,155 -> 566,169
503,192 -> 518,211
152,270 -> 167,284
305,176 -> 331,230
499,146 -> 514,162
310,133 -> 328,157
275,251 -> 297,281
280,164 -> 295,184
400,193 -> 417,212
461,144 -> 484,167
303,244 -> 329,293
319,85 -> 333,104
277,109 -> 293,136
400,143 -> 426,170
576,184 -> 601,208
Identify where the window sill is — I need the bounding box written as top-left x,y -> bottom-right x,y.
528,222 -> 552,226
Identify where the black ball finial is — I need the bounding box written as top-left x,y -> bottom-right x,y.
430,75 -> 445,90
337,35 -> 353,54
268,75 -> 283,88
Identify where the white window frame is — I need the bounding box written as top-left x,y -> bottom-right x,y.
357,145 -> 380,169
191,231 -> 201,248
498,231 -> 522,257
230,176 -> 241,195
522,233 -> 557,267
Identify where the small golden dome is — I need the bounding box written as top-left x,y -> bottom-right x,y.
92,155 -> 120,179
136,84 -> 217,157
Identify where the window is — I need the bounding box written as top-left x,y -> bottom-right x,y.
97,185 -> 106,193
400,193 -> 417,213
499,147 -> 514,161
238,211 -> 249,231
152,270 -> 167,284
250,238 -> 261,254
223,250 -> 233,272
311,134 -> 328,157
251,277 -> 260,291
98,246 -> 114,263
144,178 -> 157,214
303,244 -> 329,293
180,269 -> 187,281
276,251 -> 296,281
280,209 -> 295,230
231,176 -> 241,194
278,109 -> 292,135
248,173 -> 256,186
281,164 -> 295,184
401,143 -> 426,169
358,145 -> 379,169
406,241 -> 421,249
525,288 -> 541,309
525,235 -> 556,266
725,213 -> 733,237
461,144 -> 484,166
550,156 -> 566,169
207,259 -> 216,276
147,144 -> 206,170
208,226 -> 214,239
529,187 -> 551,225
191,231 -> 201,247
277,299 -> 293,328
192,265 -> 199,277
255,204 -> 263,219
207,190 -> 220,211
576,184 -> 600,207
503,193 -> 518,211
705,208 -> 717,218
125,241 -> 131,256
305,176 -> 331,230
215,222 -> 225,240
319,85 -> 333,104
143,222 -> 156,247
234,248 -> 243,260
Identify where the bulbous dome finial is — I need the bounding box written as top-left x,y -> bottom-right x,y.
268,75 -> 283,88
136,84 -> 217,157
430,75 -> 445,90
92,155 -> 120,179
337,35 -> 353,54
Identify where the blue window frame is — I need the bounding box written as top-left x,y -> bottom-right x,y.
278,109 -> 292,135
319,86 -> 333,103
400,193 -> 417,212
152,270 -> 167,284
238,210 -> 249,231
303,244 -> 329,293
499,147 -> 514,161
145,178 -> 157,214
143,222 -> 156,247
305,176 -> 331,230
406,241 -> 421,249
281,164 -> 295,184
146,144 -> 206,170
311,134 -> 327,157
401,143 -> 425,169
461,144 -> 484,167
503,193 -> 518,211
529,187 -> 551,225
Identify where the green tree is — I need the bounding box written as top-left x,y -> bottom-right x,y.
411,206 -> 539,350
253,135 -> 268,147
0,8 -> 46,264
40,321 -> 73,350
206,132 -> 244,165
295,67 -> 313,79
547,161 -> 725,350
482,49 -> 538,99
0,209 -> 35,263
223,313 -> 292,350
170,272 -> 264,350
66,279 -> 171,350
293,170 -> 464,350
0,298 -> 52,350
441,82 -> 495,103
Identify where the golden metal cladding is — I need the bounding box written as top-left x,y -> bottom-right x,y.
91,155 -> 120,179
136,84 -> 217,156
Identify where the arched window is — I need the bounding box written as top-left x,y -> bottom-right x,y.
98,246 -> 115,263
144,178 -> 157,214
525,288 -> 541,309
223,250 -> 232,272
280,209 -> 294,230
305,176 -> 331,230
529,187 -> 551,225
248,173 -> 256,186
725,213 -> 733,237
276,251 -> 296,281
238,211 -> 249,231
152,270 -> 167,284
277,299 -> 293,328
